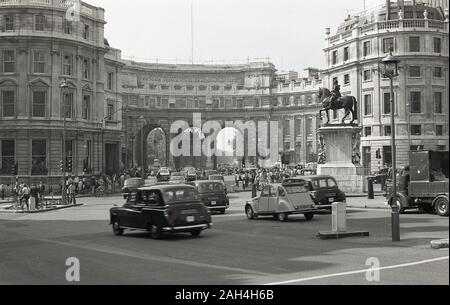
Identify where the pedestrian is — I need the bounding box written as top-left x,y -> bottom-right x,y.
20,184 -> 31,211
0,183 -> 4,200
67,183 -> 76,204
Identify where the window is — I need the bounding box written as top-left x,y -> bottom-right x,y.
295,118 -> 302,136
32,91 -> 46,117
434,38 -> 441,53
364,94 -> 372,116
83,24 -> 90,40
35,15 -> 45,31
63,20 -> 72,34
410,125 -> 422,136
224,85 -> 232,91
383,92 -> 392,114
343,47 -> 349,61
409,66 -> 421,77
33,51 -> 45,74
332,50 -> 338,65
434,67 -> 443,78
82,59 -> 90,80
434,92 -> 443,114
174,85 -> 182,91
436,125 -> 443,136
2,51 -> 15,73
212,85 -> 220,91
82,96 -> 91,120
107,72 -> 114,90
410,145 -> 424,151
31,139 -> 47,175
437,145 -> 446,151
363,41 -> 371,56
384,125 -> 391,136
161,85 -> 169,90
1,91 -> 14,117
284,120 -> 290,137
344,74 -> 350,85
62,54 -> 73,76
4,15 -> 14,31
0,140 -> 15,175
383,38 -> 394,53
409,37 -> 420,52
410,92 -> 421,113
63,92 -> 73,119
107,103 -> 115,121
364,127 -> 372,137
198,85 -> 207,91
363,70 -> 372,81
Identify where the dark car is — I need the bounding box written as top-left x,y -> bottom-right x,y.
122,178 -> 145,199
110,185 -> 212,239
192,180 -> 229,214
284,175 -> 346,208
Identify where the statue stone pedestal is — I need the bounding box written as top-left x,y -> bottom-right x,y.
317,125 -> 364,194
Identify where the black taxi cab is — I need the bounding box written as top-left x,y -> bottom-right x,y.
110,184 -> 212,239
189,180 -> 230,214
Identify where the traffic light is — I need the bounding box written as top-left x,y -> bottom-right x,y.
11,163 -> 18,176
67,158 -> 73,172
59,160 -> 65,172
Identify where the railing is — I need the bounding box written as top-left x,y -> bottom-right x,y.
378,20 -> 400,30
403,19 -> 426,28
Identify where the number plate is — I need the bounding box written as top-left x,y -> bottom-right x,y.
211,201 -> 217,206
186,216 -> 195,222
328,198 -> 334,203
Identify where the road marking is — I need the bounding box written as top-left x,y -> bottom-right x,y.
41,238 -> 270,277
263,256 -> 449,285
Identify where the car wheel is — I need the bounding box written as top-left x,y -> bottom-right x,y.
277,213 -> 289,222
304,213 -> 314,221
191,229 -> 202,237
150,224 -> 163,239
435,197 -> 449,217
245,206 -> 256,220
112,221 -> 124,236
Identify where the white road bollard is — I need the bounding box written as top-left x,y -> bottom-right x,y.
331,202 -> 346,232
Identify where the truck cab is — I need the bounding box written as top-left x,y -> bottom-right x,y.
385,150 -> 449,216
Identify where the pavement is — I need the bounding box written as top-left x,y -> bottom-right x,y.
0,192 -> 447,285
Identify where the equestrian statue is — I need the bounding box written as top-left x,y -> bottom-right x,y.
318,79 -> 358,125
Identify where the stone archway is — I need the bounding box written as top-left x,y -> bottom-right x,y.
136,124 -> 168,170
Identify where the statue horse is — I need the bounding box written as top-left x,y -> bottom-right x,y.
318,87 -> 358,125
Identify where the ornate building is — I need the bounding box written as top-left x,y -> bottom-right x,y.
0,0 -> 122,184
322,0 -> 449,173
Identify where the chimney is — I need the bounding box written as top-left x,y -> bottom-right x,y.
386,0 -> 391,20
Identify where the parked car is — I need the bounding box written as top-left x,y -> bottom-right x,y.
245,179 -> 322,222
122,178 -> 145,199
284,175 -> 346,208
110,185 -> 212,239
191,180 -> 229,214
157,168 -> 170,182
170,172 -> 185,184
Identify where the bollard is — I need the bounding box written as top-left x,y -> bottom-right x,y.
367,177 -> 374,200
332,202 -> 346,232
251,183 -> 257,198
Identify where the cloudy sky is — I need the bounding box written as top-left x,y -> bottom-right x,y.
88,0 -> 383,75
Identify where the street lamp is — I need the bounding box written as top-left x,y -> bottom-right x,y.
60,78 -> 69,205
380,50 -> 401,242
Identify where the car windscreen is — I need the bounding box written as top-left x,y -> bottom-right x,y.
209,176 -> 224,181
198,182 -> 224,193
163,188 -> 198,204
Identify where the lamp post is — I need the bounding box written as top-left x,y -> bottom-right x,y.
139,115 -> 145,172
380,50 -> 400,242
60,78 -> 68,205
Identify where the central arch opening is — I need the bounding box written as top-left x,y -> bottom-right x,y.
215,127 -> 244,167
146,127 -> 166,169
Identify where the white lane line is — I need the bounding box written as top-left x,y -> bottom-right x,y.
263,256 -> 449,285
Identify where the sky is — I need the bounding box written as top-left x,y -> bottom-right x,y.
87,0 -> 384,75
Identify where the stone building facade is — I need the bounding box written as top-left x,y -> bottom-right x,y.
321,0 -> 449,173
0,0 -> 122,184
